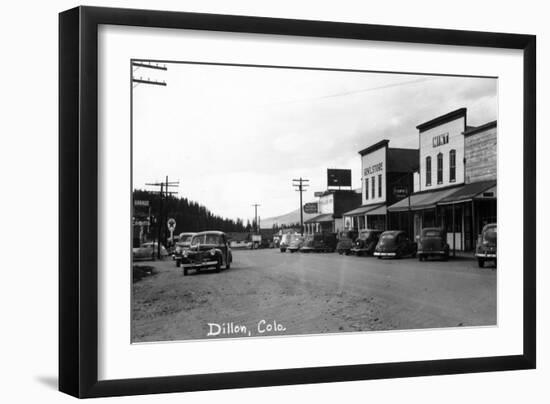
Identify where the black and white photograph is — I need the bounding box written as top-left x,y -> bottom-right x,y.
131,61 -> 498,343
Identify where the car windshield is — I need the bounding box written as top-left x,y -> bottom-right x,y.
423,230 -> 441,237
191,234 -> 222,245
378,233 -> 396,245
484,227 -> 497,241
179,235 -> 193,243
359,231 -> 372,240
339,231 -> 353,239
289,235 -> 302,243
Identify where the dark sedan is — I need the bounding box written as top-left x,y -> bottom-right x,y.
350,229 -> 382,256
475,223 -> 497,268
417,228 -> 449,261
174,232 -> 196,267
286,235 -> 305,253
300,233 -> 337,253
336,230 -> 357,255
181,231 -> 232,276
374,230 -> 417,259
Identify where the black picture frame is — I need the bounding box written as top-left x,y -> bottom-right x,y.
59,6 -> 536,398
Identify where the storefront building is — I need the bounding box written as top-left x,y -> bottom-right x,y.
343,139 -> 418,231
305,190 -> 361,234
387,108 -> 497,252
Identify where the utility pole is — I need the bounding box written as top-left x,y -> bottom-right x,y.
251,204 -> 261,234
145,176 -> 179,259
292,177 -> 309,235
131,61 -> 168,88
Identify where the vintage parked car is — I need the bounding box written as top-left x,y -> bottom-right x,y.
350,229 -> 383,256
174,232 -> 196,267
374,230 -> 417,259
475,223 -> 497,268
180,231 -> 232,276
300,233 -> 337,253
279,233 -> 293,252
417,227 -> 450,261
287,235 -> 305,253
336,230 -> 358,255
132,241 -> 168,261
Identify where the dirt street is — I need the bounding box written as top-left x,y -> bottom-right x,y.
132,249 -> 496,342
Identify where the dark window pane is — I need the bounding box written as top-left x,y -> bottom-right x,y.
437,153 -> 443,184
426,156 -> 432,186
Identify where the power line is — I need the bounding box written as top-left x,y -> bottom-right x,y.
265,77 -> 440,107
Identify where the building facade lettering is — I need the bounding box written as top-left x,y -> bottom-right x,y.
361,146 -> 387,205
419,115 -> 465,191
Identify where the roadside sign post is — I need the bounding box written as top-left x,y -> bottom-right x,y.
167,218 -> 176,248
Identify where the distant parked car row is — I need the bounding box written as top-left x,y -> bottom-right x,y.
279,229 -> 417,258
276,224 -> 497,264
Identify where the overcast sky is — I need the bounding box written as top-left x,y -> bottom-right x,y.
133,62 -> 497,222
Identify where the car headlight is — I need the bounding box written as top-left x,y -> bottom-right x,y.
183,250 -> 188,258
210,249 -> 216,256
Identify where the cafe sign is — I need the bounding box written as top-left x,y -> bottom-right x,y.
303,202 -> 318,214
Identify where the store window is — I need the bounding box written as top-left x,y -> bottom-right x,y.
426,156 -> 432,186
437,153 -> 443,184
365,178 -> 369,200
378,174 -> 382,198
449,149 -> 456,182
371,176 -> 376,199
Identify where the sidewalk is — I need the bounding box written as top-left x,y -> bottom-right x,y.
449,250 -> 476,260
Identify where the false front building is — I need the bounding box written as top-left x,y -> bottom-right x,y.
304,190 -> 362,234
342,140 -> 419,231
387,108 -> 496,252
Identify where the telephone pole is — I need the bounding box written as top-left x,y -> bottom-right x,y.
145,176 -> 179,259
292,178 -> 309,235
131,61 -> 167,88
251,204 -> 261,234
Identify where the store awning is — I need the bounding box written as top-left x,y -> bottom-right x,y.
343,203 -> 385,217
387,186 -> 460,212
304,213 -> 334,224
437,180 -> 496,205
366,204 -> 387,215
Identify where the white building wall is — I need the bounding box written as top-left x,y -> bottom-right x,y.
318,193 -> 334,214
361,146 -> 387,205
419,116 -> 465,191
413,171 -> 420,193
